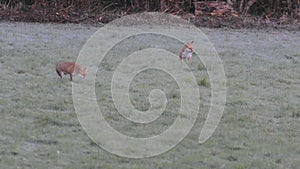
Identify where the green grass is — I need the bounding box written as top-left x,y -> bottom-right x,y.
0,22 -> 299,169
197,78 -> 210,87
197,63 -> 206,71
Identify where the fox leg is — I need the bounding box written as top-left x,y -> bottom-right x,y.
179,55 -> 183,62
187,54 -> 192,62
69,74 -> 73,81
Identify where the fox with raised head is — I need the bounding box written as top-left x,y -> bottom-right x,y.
179,41 -> 194,62
56,62 -> 87,81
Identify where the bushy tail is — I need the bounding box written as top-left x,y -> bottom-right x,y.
56,69 -> 62,78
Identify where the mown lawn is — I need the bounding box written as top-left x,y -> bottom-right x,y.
0,20 -> 299,169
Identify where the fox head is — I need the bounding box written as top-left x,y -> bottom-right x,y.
81,68 -> 87,78
186,41 -> 194,53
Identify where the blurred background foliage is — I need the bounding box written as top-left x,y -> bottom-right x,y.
0,0 -> 299,23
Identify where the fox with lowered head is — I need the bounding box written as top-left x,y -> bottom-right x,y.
56,61 -> 87,81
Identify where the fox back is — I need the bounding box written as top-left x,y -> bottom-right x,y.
56,62 -> 87,81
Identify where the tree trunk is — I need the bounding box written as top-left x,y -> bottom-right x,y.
227,0 -> 233,6
238,0 -> 245,14
132,0 -> 138,8
242,0 -> 257,15
144,0 -> 149,11
160,0 -> 167,11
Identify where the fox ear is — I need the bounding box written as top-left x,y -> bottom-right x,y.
190,40 -> 194,44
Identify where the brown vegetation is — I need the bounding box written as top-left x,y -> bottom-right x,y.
0,0 -> 299,27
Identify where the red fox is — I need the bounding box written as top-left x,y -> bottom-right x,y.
56,62 -> 87,81
179,41 -> 194,62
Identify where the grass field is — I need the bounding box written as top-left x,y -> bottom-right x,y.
0,18 -> 300,169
